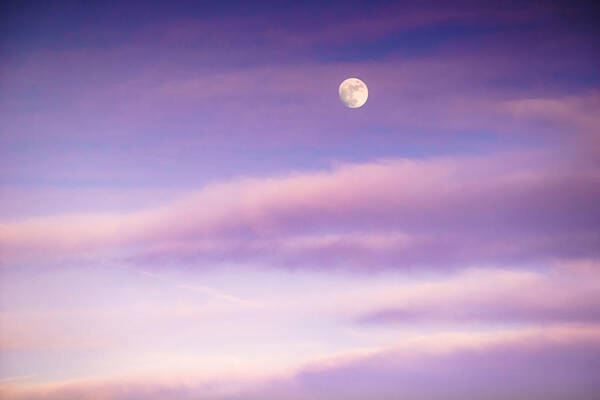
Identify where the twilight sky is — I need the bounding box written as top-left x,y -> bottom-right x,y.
1,1 -> 599,399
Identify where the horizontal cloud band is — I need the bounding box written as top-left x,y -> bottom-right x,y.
1,150 -> 599,270
2,324 -> 600,400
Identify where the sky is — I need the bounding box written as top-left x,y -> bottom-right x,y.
0,0 -> 599,399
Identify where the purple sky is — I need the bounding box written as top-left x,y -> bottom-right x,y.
1,1 -> 599,399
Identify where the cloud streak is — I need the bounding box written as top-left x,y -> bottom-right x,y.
356,267 -> 600,325
2,150 -> 599,270
2,324 -> 599,400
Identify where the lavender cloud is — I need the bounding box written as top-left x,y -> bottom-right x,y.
357,271 -> 600,325
1,150 -> 598,270
3,326 -> 599,400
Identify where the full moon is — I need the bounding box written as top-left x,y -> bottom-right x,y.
339,77 -> 368,108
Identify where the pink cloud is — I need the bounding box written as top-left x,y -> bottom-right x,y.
2,326 -> 599,400
1,149 -> 598,269
358,269 -> 600,325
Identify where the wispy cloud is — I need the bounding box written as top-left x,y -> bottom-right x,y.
2,324 -> 599,399
2,150 -> 598,269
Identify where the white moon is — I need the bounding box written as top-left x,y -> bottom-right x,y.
339,77 -> 368,108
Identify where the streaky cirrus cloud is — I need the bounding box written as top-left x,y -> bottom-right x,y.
356,264 -> 600,325
1,262 -> 598,355
1,149 -> 599,269
2,324 -> 599,400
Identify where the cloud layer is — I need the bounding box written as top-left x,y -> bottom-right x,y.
2,149 -> 599,270
3,325 -> 600,400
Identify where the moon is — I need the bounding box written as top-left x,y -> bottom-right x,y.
339,77 -> 368,108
